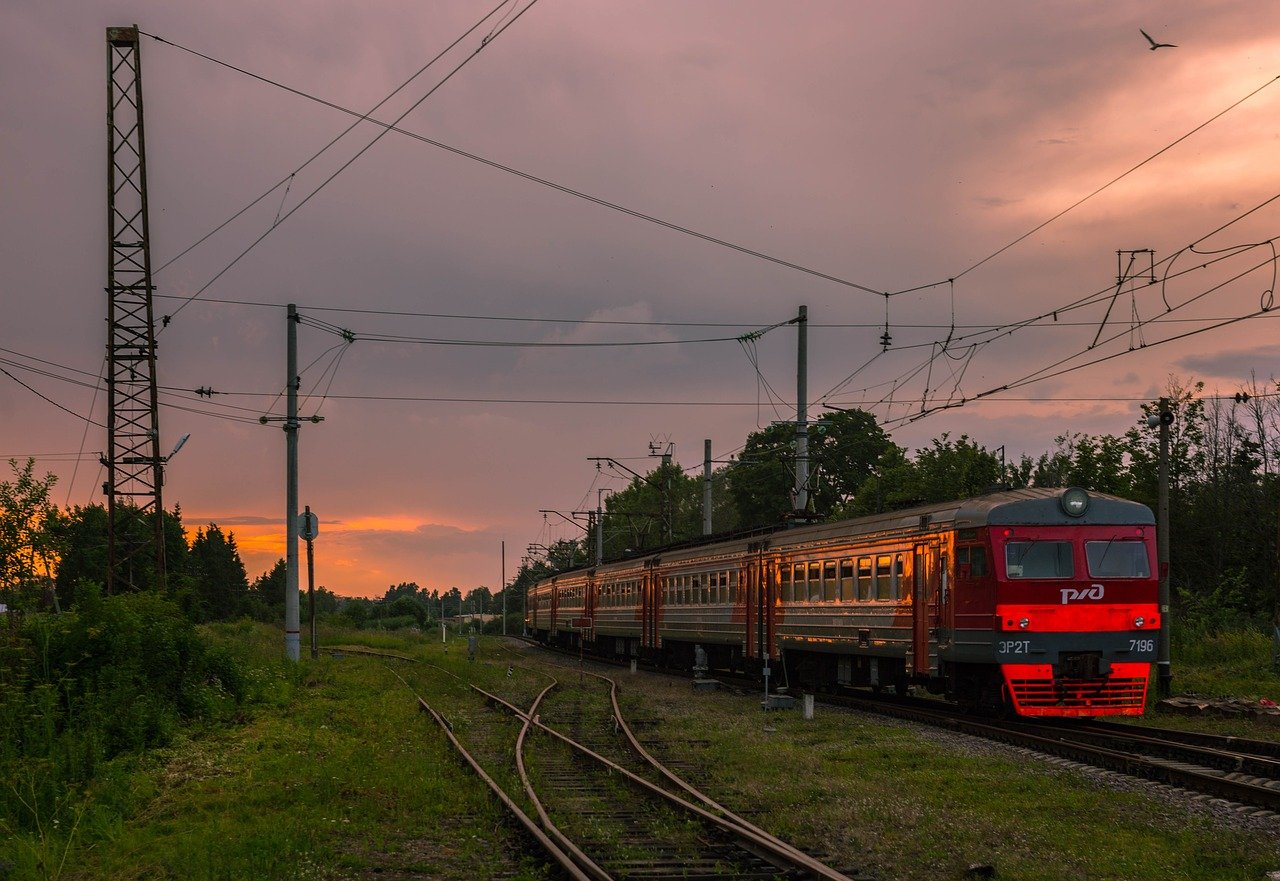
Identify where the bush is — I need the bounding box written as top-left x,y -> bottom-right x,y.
0,586 -> 251,843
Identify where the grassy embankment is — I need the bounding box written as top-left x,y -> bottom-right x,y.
23,621 -> 1280,881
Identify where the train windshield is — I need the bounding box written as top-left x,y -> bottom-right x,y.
1004,540 -> 1074,578
1085,540 -> 1150,578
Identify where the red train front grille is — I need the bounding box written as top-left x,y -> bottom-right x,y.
1006,675 -> 1147,716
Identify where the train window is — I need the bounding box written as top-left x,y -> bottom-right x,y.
779,564 -> 792,602
876,556 -> 893,600
839,560 -> 855,601
823,561 -> 838,601
1086,541 -> 1150,578
893,554 -> 905,601
857,557 -> 872,600
957,545 -> 988,577
729,570 -> 739,603
1005,541 -> 1074,578
793,563 -> 805,602
808,562 -> 822,602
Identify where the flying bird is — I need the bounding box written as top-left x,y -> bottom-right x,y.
1140,29 -> 1177,50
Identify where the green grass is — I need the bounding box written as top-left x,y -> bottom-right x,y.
1170,625 -> 1280,699
625,675 -> 1280,881
44,625 -> 552,881
17,623 -> 1280,880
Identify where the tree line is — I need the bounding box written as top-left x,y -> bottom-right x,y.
2,374 -> 1276,634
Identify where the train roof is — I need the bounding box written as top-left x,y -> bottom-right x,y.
719,487 -> 1153,555
533,487 -> 1153,583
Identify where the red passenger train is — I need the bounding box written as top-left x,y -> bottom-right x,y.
526,487 -> 1159,717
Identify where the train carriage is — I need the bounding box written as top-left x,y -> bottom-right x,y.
526,487 -> 1158,717
592,562 -> 646,659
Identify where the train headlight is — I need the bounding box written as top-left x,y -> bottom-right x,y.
1060,487 -> 1090,517
1134,616 -> 1145,628
1019,617 -> 1030,630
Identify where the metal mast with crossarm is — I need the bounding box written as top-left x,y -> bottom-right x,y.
105,25 -> 165,592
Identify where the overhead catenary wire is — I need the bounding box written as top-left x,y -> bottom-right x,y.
822,191 -> 1280,409
881,307 -> 1277,430
293,310 -> 788,348
147,292 -> 1280,329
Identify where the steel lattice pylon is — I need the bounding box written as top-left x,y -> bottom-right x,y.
105,26 -> 165,592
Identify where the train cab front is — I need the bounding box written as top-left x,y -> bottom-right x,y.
990,491 -> 1158,717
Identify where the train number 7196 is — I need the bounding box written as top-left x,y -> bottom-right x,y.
1129,639 -> 1155,653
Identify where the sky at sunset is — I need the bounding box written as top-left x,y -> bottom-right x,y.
4,2 -> 1280,597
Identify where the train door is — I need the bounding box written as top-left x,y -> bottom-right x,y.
744,543 -> 769,662
642,567 -> 656,650
745,559 -> 760,660
911,543 -> 941,676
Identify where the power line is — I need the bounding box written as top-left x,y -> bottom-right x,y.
148,290 -> 1280,330
293,310 -> 788,348
141,34 -> 886,299
0,367 -> 104,428
140,0 -> 516,279
152,0 -> 545,327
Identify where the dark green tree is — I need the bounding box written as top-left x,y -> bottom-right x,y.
52,502 -> 187,604
0,458 -> 61,612
726,409 -> 895,526
339,597 -> 369,627
724,422 -> 796,527
248,558 -> 287,620
386,594 -> 426,625
188,524 -> 250,622
383,581 -> 424,603
599,462 -> 702,556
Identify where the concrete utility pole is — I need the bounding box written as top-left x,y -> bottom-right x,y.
703,439 -> 713,535
259,304 -> 324,661
794,305 -> 809,514
1148,397 -> 1173,697
501,540 -> 506,636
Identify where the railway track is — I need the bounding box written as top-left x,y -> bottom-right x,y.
478,665 -> 869,880
362,644 -> 865,880
806,690 -> 1280,814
